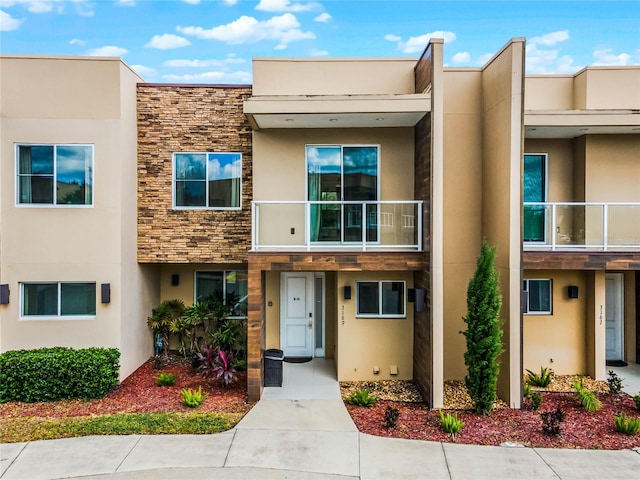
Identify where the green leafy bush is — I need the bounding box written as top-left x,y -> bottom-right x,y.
572,377 -> 602,412
154,372 -> 176,387
634,394 -> 640,411
526,367 -> 553,387
607,370 -> 623,396
439,410 -> 464,441
614,413 -> 640,435
529,391 -> 542,411
345,388 -> 377,407
541,408 -> 564,435
384,405 -> 400,428
181,386 -> 207,408
523,383 -> 531,399
0,347 -> 120,402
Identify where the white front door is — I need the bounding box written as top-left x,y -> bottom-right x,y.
605,273 -> 624,361
281,272 -> 314,357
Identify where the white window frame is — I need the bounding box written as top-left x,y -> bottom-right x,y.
523,279 -> 553,315
172,152 -> 242,210
523,152 -> 549,244
15,143 -> 94,208
355,280 -> 406,318
194,270 -> 248,319
20,282 -> 97,320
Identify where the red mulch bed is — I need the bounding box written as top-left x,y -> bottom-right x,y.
347,393 -> 640,450
0,356 -> 253,420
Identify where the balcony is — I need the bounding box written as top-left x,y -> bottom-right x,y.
524,202 -> 640,251
252,201 -> 423,252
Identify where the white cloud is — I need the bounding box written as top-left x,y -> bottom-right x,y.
256,0 -> 319,12
87,45 -> 128,57
451,51 -> 470,64
162,70 -> 252,84
476,53 -> 493,65
592,48 -> 632,66
0,10 -> 24,31
386,30 -> 456,54
529,30 -> 569,47
145,33 -> 191,50
164,59 -> 223,67
117,0 -> 135,6
3,0 -> 93,15
310,48 -> 328,56
130,64 -> 157,79
314,12 -> 331,23
222,0 -> 238,5
178,13 -> 314,47
182,0 -> 200,4
69,38 -> 86,46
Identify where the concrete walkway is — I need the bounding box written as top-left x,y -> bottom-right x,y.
2,360 -> 640,480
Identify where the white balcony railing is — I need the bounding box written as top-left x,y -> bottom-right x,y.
524,202 -> 640,251
252,200 -> 423,252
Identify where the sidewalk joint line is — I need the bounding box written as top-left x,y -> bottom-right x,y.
222,428 -> 238,467
114,435 -> 142,473
532,448 -> 563,479
440,442 -> 453,480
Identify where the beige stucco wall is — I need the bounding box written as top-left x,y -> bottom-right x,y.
523,270 -> 587,375
336,271 -> 414,381
585,271 -> 607,380
252,58 -> 418,96
441,70 -> 483,381
479,40 -> 525,407
524,139 -> 575,202
525,67 -> 640,110
0,56 -> 151,379
584,135 -> 640,202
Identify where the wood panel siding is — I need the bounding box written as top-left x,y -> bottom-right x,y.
524,252 -> 640,270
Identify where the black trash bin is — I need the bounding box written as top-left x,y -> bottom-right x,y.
264,348 -> 285,387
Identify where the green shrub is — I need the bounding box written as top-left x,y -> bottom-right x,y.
154,372 -> 176,386
529,391 -> 542,411
181,386 -> 206,408
384,405 -> 400,428
614,413 -> 640,435
462,240 -> 503,416
606,370 -> 623,396
345,388 -> 377,407
634,394 -> 640,411
523,383 -> 531,399
439,410 -> 464,441
571,377 -> 602,412
0,347 -> 120,402
526,367 -> 553,387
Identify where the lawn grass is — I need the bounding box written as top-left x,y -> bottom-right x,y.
0,412 -> 243,443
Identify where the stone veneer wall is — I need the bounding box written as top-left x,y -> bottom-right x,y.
137,85 -> 253,263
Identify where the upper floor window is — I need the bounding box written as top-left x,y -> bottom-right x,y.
17,144 -> 93,206
21,282 -> 96,318
174,152 -> 241,209
523,279 -> 552,314
356,280 -> 405,318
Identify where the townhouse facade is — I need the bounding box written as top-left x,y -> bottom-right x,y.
1,39 -> 638,408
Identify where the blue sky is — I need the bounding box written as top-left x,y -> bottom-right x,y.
1,0 -> 638,83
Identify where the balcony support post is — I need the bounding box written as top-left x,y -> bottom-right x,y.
603,204 -> 608,252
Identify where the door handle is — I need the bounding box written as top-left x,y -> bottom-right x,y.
308,320 -> 313,329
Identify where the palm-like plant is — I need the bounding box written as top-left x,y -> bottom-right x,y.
147,299 -> 185,358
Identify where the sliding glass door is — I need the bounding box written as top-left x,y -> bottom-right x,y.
307,145 -> 379,243
523,154 -> 547,242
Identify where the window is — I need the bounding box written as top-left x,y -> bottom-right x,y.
21,282 -> 96,318
356,281 -> 405,318
174,152 -> 241,209
523,279 -> 552,314
523,154 -> 547,242
307,145 -> 379,243
17,144 -> 93,205
195,271 -> 247,318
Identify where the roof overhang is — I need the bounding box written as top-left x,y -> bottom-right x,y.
244,94 -> 430,129
525,109 -> 640,138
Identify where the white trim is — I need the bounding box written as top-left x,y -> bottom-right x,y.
172,151 -> 243,211
15,143 -> 95,208
522,278 -> 553,315
355,280 -> 406,319
19,281 -> 97,320
314,273 -> 326,358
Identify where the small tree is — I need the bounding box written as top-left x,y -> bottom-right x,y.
462,239 -> 503,415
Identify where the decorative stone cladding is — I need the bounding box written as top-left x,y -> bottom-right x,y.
137,85 -> 253,263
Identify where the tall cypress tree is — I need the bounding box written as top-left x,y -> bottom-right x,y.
462,239 -> 503,415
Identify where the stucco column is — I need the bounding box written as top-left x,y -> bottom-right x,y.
586,270 -> 606,381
